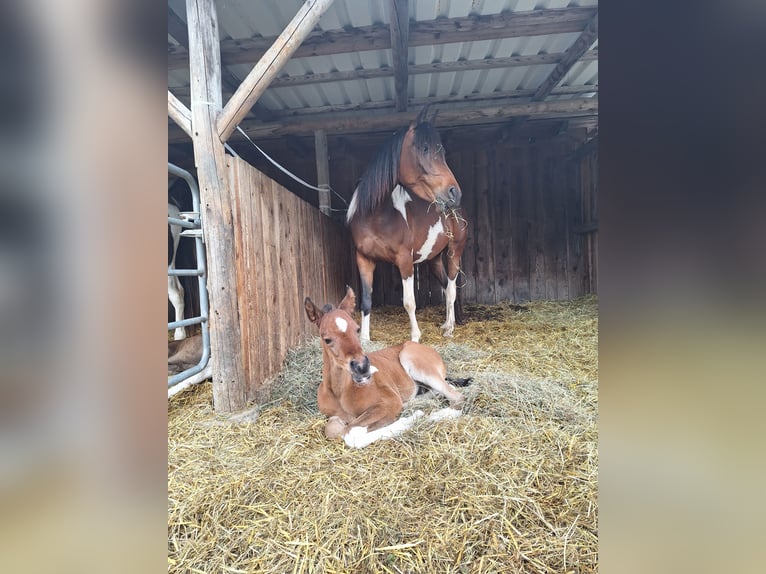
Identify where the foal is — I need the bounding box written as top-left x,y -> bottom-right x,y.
304,287 -> 468,448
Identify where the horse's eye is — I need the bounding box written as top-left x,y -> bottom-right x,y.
423,144 -> 429,154
323,338 -> 332,345
356,327 -> 361,334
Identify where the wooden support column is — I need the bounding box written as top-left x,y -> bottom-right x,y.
186,0 -> 246,412
388,0 -> 410,112
217,0 -> 337,143
314,129 -> 331,216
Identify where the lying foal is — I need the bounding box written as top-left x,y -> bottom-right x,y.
304,287 -> 469,448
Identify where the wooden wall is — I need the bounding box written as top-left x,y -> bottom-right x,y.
227,156 -> 354,398
214,126 -> 598,313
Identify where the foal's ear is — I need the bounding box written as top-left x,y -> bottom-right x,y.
304,297 -> 323,326
338,286 -> 356,315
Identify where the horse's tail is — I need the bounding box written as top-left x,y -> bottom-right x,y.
446,376 -> 473,387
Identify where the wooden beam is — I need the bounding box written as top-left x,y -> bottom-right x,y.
168,90 -> 192,138
533,13 -> 598,101
388,0 -> 409,112
228,97 -> 598,139
168,7 -> 597,70
186,0 -> 246,413
217,0 -> 336,143
568,135 -> 599,161
314,130 -> 331,216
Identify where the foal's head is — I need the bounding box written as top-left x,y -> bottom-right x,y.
304,287 -> 374,384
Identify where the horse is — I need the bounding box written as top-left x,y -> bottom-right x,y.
304,287 -> 471,448
168,200 -> 186,340
346,107 -> 468,343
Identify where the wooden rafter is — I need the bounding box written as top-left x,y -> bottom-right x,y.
202,97 -> 598,141
217,0 -> 336,143
167,6 -> 597,70
533,13 -> 598,101
168,4 -> 273,123
168,90 -> 192,137
388,0 -> 409,112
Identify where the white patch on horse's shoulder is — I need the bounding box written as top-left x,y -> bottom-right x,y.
335,317 -> 348,333
392,185 -> 412,224
346,189 -> 359,223
414,219 -> 444,263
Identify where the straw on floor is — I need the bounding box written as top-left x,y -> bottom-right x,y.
168,296 -> 598,573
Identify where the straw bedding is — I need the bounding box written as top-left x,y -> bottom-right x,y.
168,296 -> 598,573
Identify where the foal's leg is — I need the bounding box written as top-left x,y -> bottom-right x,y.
356,252 -> 376,341
444,214 -> 468,334
398,258 -> 421,343
399,342 -> 465,408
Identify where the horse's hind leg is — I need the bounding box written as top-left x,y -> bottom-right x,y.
399,342 -> 465,408
427,255 -> 456,337
168,274 -> 186,340
356,252 -> 376,341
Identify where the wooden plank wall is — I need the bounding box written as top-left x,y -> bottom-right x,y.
398,137 -> 595,306
227,156 -> 354,400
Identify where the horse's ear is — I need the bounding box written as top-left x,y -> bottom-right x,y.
414,105 -> 430,126
339,286 -> 356,315
304,297 -> 323,326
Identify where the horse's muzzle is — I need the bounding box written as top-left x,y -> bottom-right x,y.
447,185 -> 461,207
350,356 -> 372,384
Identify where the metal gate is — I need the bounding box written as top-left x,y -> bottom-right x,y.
168,162 -> 210,391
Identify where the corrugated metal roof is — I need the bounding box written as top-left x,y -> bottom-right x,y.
168,0 -> 598,131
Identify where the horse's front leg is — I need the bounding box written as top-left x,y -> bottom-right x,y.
356,252 -> 376,341
343,401 -> 422,449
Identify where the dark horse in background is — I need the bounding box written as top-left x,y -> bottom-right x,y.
347,107 -> 468,343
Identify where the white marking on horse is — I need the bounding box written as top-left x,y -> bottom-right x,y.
346,189 -> 359,223
402,276 -> 421,342
414,219 -> 444,264
168,202 -> 186,340
335,317 -> 348,333
343,410 -> 425,449
368,365 -> 379,375
391,185 -> 412,224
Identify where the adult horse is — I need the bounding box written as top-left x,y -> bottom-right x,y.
168,200 -> 186,340
347,107 -> 467,343
304,287 -> 470,448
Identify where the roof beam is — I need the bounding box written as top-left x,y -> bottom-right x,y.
533,13 -> 598,101
266,49 -> 597,88
168,4 -> 274,122
217,0 -> 336,143
167,7 -> 597,70
170,97 -> 598,142
388,0 -> 410,112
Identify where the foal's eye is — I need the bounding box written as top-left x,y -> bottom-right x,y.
422,144 -> 429,154
356,327 -> 361,335
323,338 -> 332,345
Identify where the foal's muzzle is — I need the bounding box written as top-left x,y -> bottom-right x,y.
350,356 -> 372,384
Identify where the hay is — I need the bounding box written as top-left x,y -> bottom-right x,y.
168,296 -> 598,573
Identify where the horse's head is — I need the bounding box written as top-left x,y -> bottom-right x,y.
304,287 -> 374,385
398,107 -> 461,211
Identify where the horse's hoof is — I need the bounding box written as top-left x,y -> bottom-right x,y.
325,416 -> 347,439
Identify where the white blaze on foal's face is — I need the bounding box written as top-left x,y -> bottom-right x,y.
334,317 -> 348,333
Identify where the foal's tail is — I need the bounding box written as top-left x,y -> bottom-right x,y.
446,376 -> 473,387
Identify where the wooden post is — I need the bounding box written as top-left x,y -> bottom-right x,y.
186,0 -> 247,412
217,0 -> 337,143
314,129 -> 331,216
168,90 -> 192,138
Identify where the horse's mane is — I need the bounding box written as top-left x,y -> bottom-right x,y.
353,126 -> 408,218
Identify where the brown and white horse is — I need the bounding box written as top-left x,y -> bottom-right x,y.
304,287 -> 470,448
168,201 -> 186,340
347,107 -> 468,343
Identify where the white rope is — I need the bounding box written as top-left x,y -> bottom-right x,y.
235,126 -> 348,206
